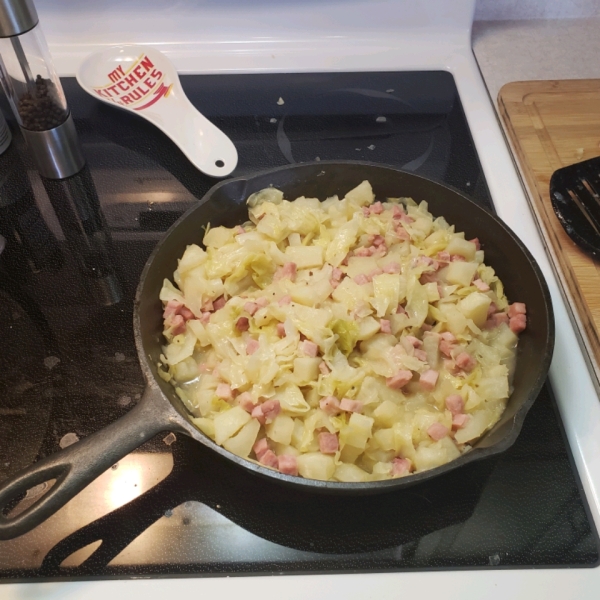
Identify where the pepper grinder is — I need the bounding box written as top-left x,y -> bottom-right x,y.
0,0 -> 84,178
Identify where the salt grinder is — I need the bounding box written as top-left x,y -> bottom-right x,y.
0,0 -> 84,178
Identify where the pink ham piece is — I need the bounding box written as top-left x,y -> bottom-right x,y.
396,304 -> 407,314
319,432 -> 339,454
455,352 -> 477,372
383,262 -> 401,274
331,267 -> 344,288
278,295 -> 292,306
391,205 -> 405,220
354,273 -> 370,285
246,339 -> 260,355
260,399 -> 281,422
216,383 -> 233,400
237,392 -> 256,413
380,319 -> 391,334
259,449 -> 279,469
419,369 -> 439,391
320,396 -> 341,415
213,295 -> 227,311
487,312 -> 509,329
405,335 -> 423,348
234,225 -> 245,235
256,297 -> 269,308
392,457 -> 412,476
445,394 -> 464,415
253,437 -> 269,460
319,361 -> 331,375
395,226 -> 411,241
510,314 -> 527,333
437,250 -> 451,263
487,302 -> 498,317
469,237 -> 481,250
202,299 -> 214,312
452,413 -> 470,430
450,254 -> 466,262
199,312 -> 211,324
301,340 -> 319,357
340,398 -> 363,413
163,299 -> 195,322
473,278 -> 490,292
371,234 -> 386,247
276,322 -> 286,337
236,317 -> 250,332
369,201 -> 384,215
169,314 -> 186,336
427,422 -> 449,441
414,349 -> 428,362
508,302 -> 527,317
274,262 -> 297,281
278,454 -> 298,476
251,405 -> 266,425
420,272 -> 438,284
362,206 -> 370,217
440,332 -> 457,342
354,246 -> 376,257
386,370 -> 413,389
243,301 -> 259,316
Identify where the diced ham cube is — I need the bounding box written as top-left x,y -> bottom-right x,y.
237,392 -> 256,413
253,437 -> 269,460
331,267 -> 344,288
301,340 -> 319,357
510,314 -> 527,334
320,396 -> 341,415
396,304 -> 407,314
383,262 -> 401,274
369,201 -> 384,215
469,237 -> 481,251
260,399 -> 281,422
440,332 -> 457,342
452,413 -> 470,430
354,246 -> 375,257
371,234 -> 385,247
380,319 -> 391,334
256,297 -> 269,308
419,369 -> 439,391
213,295 -> 227,310
420,272 -> 438,284
405,335 -> 423,348
354,273 -> 370,285
362,206 -> 371,217
492,312 -> 509,327
252,405 -> 266,425
414,349 -> 428,362
391,205 -> 405,219
319,361 -> 331,376
437,251 -> 451,263
392,457 -> 412,476
386,370 -> 413,389
276,322 -> 286,337
199,312 -> 211,324
275,262 -> 297,281
443,359 -> 457,374
473,278 -> 490,292
399,212 -> 414,224
508,302 -> 527,317
246,339 -> 260,355
455,352 -> 477,372
216,383 -> 233,400
259,449 -> 279,469
340,398 -> 363,413
244,301 -> 259,315
395,226 -> 411,241
422,323 -> 433,332
278,295 -> 292,306
427,422 -> 449,441
163,299 -> 181,320
319,432 -> 339,454
278,454 -> 298,476
450,254 -> 466,262
236,317 -> 250,332
169,314 -> 186,336
445,394 -> 464,415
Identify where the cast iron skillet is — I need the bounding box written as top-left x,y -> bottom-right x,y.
0,161 -> 554,540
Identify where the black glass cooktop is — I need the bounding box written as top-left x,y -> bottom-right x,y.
0,71 -> 597,582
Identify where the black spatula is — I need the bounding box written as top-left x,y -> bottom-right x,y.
550,156 -> 600,259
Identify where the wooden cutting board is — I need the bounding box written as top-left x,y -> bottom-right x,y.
498,79 -> 600,386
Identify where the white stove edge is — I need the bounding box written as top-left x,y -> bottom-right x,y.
4,4 -> 600,599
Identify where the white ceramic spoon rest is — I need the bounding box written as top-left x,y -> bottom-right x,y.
77,45 -> 238,178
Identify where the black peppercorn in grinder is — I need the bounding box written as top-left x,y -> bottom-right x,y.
0,0 -> 84,178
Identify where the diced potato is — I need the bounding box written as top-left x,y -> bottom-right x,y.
476,375 -> 509,401
373,400 -> 403,428
339,444 -> 363,463
340,413 -> 374,450
266,414 -> 295,445
465,387 -> 482,410
454,410 -> 492,444
458,292 -> 492,328
439,304 -> 468,336
446,236 -> 477,261
372,427 -> 395,451
191,417 -> 215,439
413,437 -> 460,471
223,419 -> 260,458
285,245 -> 324,269
297,452 -> 336,481
273,443 -> 301,457
424,282 -> 440,302
213,406 -> 251,445
445,261 -> 479,287
392,422 -> 416,460
172,357 -> 199,382
371,461 -> 393,479
291,419 -> 304,448
292,357 -> 321,384
357,316 -> 382,341
203,226 -> 235,248
346,256 -> 380,279
334,463 -> 371,482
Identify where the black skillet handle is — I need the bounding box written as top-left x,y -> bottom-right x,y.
0,386 -> 182,540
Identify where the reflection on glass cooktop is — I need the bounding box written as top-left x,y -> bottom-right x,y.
0,71 -> 597,582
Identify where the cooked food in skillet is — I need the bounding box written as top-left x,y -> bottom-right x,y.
158,180 -> 527,482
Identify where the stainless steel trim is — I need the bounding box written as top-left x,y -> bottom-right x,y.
20,113 -> 85,179
0,0 -> 38,37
